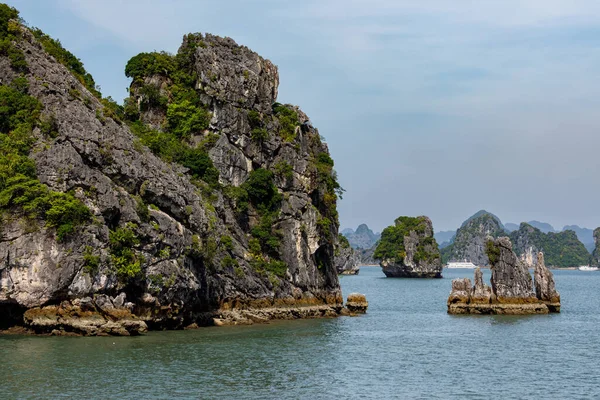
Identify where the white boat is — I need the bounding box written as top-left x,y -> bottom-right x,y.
446,261 -> 477,269
578,265 -> 599,271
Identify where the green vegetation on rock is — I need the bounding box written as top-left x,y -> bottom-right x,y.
0,83 -> 90,241
485,239 -> 501,265
125,51 -> 175,81
510,223 -> 589,267
374,216 -> 438,262
129,121 -> 219,186
273,103 -> 299,142
109,223 -> 142,280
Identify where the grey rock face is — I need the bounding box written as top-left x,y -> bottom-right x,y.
187,33 -> 278,114
490,237 -> 536,302
534,252 -> 560,307
447,278 -> 472,304
0,26 -> 347,334
471,267 -> 492,303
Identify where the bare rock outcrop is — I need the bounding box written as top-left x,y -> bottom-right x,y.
448,237 -> 560,314
345,293 -> 368,313
534,252 -> 560,312
490,237 -> 537,303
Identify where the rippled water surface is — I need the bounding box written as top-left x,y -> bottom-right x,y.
2,267 -> 600,399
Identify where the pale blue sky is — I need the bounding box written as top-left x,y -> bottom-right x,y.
7,0 -> 600,232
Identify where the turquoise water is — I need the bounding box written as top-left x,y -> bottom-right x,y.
2,267 -> 600,399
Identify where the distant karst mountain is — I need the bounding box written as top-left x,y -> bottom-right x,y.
434,230 -> 455,249
504,223 -> 519,233
510,223 -> 589,267
441,210 -> 506,265
506,221 -> 556,233
562,225 -> 595,253
342,224 -> 381,249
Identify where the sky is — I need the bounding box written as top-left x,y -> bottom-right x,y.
7,0 -> 600,233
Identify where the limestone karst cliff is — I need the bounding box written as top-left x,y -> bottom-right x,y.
447,237 -> 560,314
374,216 -> 442,278
0,5 -> 351,334
591,228 -> 600,268
441,210 -> 505,266
510,223 -> 589,268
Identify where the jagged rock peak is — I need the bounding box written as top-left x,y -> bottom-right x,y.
489,237 -> 536,301
179,33 -> 279,114
534,252 -> 560,308
375,216 -> 442,278
447,237 -> 560,314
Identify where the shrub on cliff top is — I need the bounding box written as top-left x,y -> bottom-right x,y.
485,239 -> 501,265
0,4 -> 18,38
374,216 -> 437,261
125,51 -> 175,80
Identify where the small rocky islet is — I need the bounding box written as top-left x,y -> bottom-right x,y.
374,216 -> 443,278
447,237 -> 560,315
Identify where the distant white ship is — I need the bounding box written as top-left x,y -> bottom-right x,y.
446,261 -> 477,269
578,265 -> 599,271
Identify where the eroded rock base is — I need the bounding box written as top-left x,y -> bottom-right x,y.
212,305 -> 345,326
340,268 -> 360,275
448,303 -> 552,315
345,293 -> 368,313
23,303 -> 147,336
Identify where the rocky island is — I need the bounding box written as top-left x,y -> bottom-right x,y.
510,223 -> 589,268
447,237 -> 560,314
441,210 -> 505,266
374,216 -> 442,278
0,5 -> 365,335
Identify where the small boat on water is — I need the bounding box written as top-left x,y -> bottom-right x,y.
578,265 -> 599,271
446,261 -> 477,269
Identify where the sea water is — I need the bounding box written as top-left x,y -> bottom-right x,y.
1,268 -> 599,399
